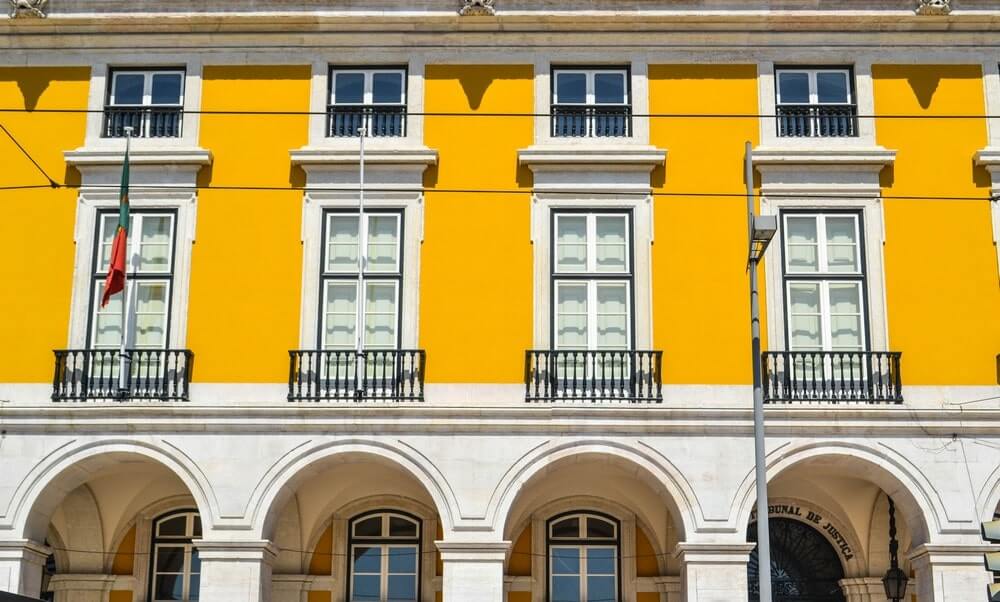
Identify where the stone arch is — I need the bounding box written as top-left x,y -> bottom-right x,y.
491,439 -> 698,542
249,439 -> 456,541
979,461 -> 1000,522
734,442 -> 936,548
7,439 -> 216,543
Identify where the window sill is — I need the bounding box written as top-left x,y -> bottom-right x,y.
518,144 -> 665,168
64,145 -> 212,168
290,144 -> 437,167
752,144 -> 895,167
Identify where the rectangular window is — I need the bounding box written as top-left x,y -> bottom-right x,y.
329,68 -> 407,137
550,546 -> 618,602
782,212 -> 867,353
551,68 -> 631,138
104,69 -> 185,138
775,67 -> 857,138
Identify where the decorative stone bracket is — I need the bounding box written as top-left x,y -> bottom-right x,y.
8,0 -> 48,19
916,0 -> 951,15
460,0 -> 495,16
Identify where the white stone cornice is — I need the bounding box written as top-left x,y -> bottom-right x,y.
435,540 -> 511,562
672,542 -> 756,562
974,147 -> 1000,171
518,145 -> 665,169
194,539 -> 280,561
290,145 -> 437,168
753,145 -> 895,197
908,543 -> 1000,564
64,146 -> 212,167
752,146 -> 896,167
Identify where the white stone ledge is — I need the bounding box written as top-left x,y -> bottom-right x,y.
290,145 -> 438,167
752,145 -> 896,167
518,145 -> 665,168
64,146 -> 212,167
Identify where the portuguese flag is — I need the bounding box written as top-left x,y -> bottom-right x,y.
100,143 -> 130,307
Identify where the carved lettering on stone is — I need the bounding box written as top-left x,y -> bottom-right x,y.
8,0 -> 48,18
460,0 -> 495,16
915,0 -> 951,15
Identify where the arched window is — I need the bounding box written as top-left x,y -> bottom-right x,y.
150,510 -> 201,602
747,517 -> 845,602
348,510 -> 421,602
547,512 -> 620,602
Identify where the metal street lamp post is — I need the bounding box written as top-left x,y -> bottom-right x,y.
745,141 -> 776,602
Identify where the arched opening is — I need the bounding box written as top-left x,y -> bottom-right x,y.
747,517 -> 846,602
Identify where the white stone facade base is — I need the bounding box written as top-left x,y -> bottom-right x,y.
0,540 -> 49,597
49,573 -> 116,602
910,544 -> 997,602
194,540 -> 277,602
436,541 -> 509,602
674,543 -> 754,602
839,577 -> 887,602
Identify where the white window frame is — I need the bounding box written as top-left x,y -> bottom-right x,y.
552,69 -> 630,107
553,281 -> 632,351
784,280 -> 867,353
547,513 -> 620,602
774,68 -> 854,106
150,511 -> 201,602
330,68 -> 407,106
348,512 -> 421,602
109,69 -> 186,107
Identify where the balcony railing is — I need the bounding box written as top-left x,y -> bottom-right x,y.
288,349 -> 426,402
762,351 -> 902,403
776,104 -> 858,138
525,350 -> 662,403
552,105 -> 631,137
327,105 -> 406,137
103,106 -> 183,138
52,349 -> 193,401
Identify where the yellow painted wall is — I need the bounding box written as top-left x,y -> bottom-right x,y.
188,65 -> 309,382
873,65 -> 999,384
111,524 -> 136,574
635,525 -> 659,578
308,522 -> 333,575
422,65 -> 534,383
648,65 -> 761,384
109,591 -> 133,602
0,67 -> 89,381
508,524 -> 532,576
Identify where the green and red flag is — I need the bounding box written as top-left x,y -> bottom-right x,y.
100,143 -> 130,307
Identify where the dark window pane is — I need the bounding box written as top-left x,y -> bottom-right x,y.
193,515 -> 202,537
151,74 -> 182,105
113,74 -> 144,105
388,546 -> 417,574
352,574 -> 381,601
373,73 -> 403,104
335,73 -> 365,104
551,547 -> 580,575
157,515 -> 186,537
189,574 -> 200,600
155,546 -> 184,572
778,72 -> 809,104
388,516 -> 417,538
551,517 -> 579,539
354,516 -> 382,537
586,548 -> 615,574
586,517 -> 615,539
556,73 -> 586,104
387,574 -> 417,601
595,73 -> 625,104
154,574 -> 183,600
353,546 -> 381,574
551,575 -> 580,602
587,575 -> 616,601
190,549 -> 200,574
817,72 -> 849,103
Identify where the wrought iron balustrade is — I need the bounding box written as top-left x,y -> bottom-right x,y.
762,351 -> 902,403
327,105 -> 406,137
103,106 -> 183,138
776,104 -> 858,138
524,350 -> 662,403
288,349 -> 425,402
551,104 -> 631,137
52,349 -> 193,401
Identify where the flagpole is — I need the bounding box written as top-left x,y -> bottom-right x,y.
355,126 -> 367,398
118,127 -> 133,396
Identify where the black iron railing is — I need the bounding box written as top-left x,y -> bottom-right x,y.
525,350 -> 662,403
327,105 -> 406,137
762,351 -> 902,403
52,349 -> 193,401
288,349 -> 425,402
103,106 -> 183,138
776,104 -> 858,138
552,105 -> 631,137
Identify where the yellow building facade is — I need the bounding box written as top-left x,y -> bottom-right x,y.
0,2 -> 999,602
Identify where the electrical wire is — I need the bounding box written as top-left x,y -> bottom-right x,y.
0,121 -> 58,187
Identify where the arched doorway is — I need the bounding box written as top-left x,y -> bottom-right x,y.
747,518 -> 845,602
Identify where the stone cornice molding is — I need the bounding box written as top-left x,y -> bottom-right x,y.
290,145 -> 438,168
434,540 -> 511,562
908,542 -> 1000,564
752,146 -> 896,167
64,146 -> 212,168
672,542 -> 756,563
518,145 -> 665,169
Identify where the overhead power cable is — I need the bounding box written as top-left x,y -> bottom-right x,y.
0,121 -> 58,187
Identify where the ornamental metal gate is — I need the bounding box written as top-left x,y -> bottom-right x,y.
747,518 -> 846,602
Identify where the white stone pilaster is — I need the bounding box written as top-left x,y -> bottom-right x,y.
909,544 -> 995,602
194,540 -> 278,602
50,573 -> 117,602
436,540 -> 510,602
0,540 -> 49,598
674,543 -> 755,602
839,577 -> 887,602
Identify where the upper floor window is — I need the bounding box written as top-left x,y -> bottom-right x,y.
104,69 -> 184,138
329,68 -> 407,138
552,68 -> 631,138
349,511 -> 421,602
552,211 -> 632,351
775,67 -> 857,138
151,510 -> 202,602
548,512 -> 619,602
782,211 -> 867,353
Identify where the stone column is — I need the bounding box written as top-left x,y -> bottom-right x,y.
674,543 -> 755,602
195,540 -> 278,602
0,539 -> 49,597
435,540 -> 509,602
910,544 -> 994,602
838,577 -> 886,602
49,574 -> 116,602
